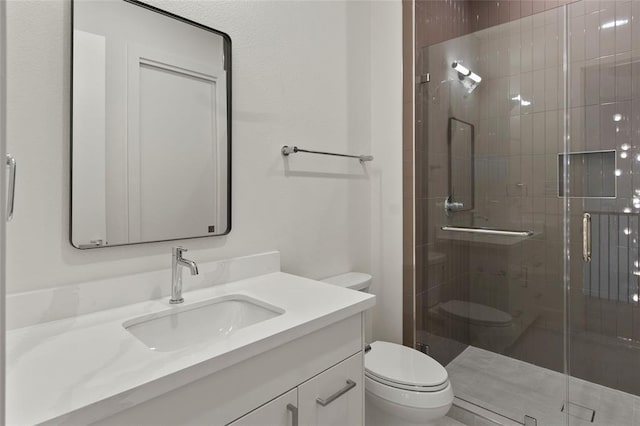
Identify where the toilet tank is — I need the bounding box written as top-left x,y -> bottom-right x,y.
321,272 -> 372,292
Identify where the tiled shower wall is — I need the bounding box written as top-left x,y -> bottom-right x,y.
415,2 -> 568,366
414,0 -> 576,80
416,0 -> 574,49
410,1 -> 575,350
411,0 -> 640,397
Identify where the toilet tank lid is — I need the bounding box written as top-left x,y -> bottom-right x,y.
321,272 -> 372,290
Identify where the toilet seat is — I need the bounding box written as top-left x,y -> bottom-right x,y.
365,371 -> 449,392
365,341 -> 449,392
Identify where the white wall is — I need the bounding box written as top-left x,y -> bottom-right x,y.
5,0 -> 402,342
369,0 -> 403,344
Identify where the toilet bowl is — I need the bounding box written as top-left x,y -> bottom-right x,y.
321,273 -> 454,426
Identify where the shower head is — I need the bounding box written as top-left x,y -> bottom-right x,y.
452,61 -> 481,93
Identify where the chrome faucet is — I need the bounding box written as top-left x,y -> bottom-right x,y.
170,247 -> 199,304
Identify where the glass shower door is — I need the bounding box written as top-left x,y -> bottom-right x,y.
416,4 -> 571,424
565,1 -> 640,424
417,1 -> 640,424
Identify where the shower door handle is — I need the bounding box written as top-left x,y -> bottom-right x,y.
6,154 -> 16,222
582,213 -> 591,263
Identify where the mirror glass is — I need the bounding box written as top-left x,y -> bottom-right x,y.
71,0 -> 231,249
448,117 -> 474,212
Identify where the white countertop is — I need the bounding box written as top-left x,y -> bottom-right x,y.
6,272 -> 375,425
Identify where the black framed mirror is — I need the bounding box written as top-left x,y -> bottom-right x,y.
71,0 -> 231,249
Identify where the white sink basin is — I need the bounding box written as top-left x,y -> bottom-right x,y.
124,295 -> 284,351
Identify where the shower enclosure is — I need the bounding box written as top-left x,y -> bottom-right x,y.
414,0 -> 640,424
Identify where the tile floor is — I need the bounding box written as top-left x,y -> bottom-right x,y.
447,346 -> 640,426
435,417 -> 467,426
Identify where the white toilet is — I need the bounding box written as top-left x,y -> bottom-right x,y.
321,273 -> 454,426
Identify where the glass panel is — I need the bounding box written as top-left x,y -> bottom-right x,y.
566,0 -> 640,424
416,5 -> 569,425
416,0 -> 640,424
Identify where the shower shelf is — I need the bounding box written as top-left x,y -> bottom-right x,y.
441,226 -> 533,237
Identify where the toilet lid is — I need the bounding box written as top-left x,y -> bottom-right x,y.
365,341 -> 448,389
439,300 -> 512,326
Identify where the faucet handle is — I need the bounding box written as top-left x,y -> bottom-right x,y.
173,246 -> 187,257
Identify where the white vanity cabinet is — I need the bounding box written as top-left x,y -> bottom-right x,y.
229,352 -> 363,426
7,257 -> 376,426
92,314 -> 365,426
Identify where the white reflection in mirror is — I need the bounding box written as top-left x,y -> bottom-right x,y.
72,0 -> 231,248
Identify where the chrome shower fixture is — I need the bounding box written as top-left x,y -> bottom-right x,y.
452,61 -> 481,83
452,61 -> 481,93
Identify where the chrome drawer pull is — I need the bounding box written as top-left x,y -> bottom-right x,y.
316,379 -> 356,407
286,403 -> 298,426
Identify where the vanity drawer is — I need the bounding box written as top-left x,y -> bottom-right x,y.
298,351 -> 364,426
